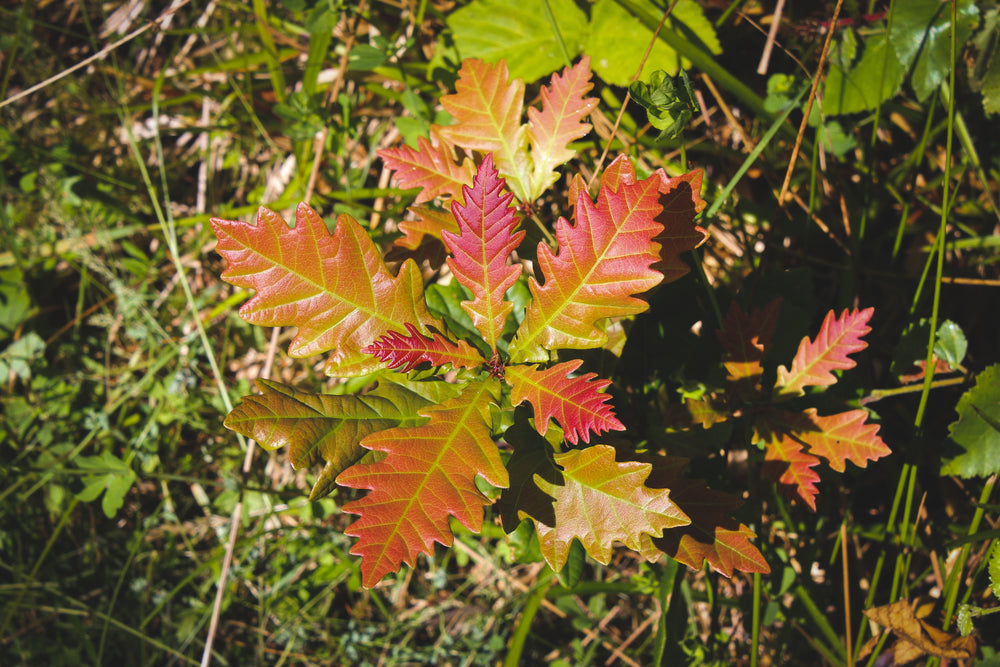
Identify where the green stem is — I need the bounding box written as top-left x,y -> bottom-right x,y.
505,568 -> 554,667
541,0 -> 572,69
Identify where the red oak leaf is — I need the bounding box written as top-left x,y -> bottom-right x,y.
364,323 -> 484,372
527,445 -> 690,572
526,56 -> 597,197
776,307 -> 874,396
510,161 -> 666,361
378,128 -> 474,204
506,359 -> 625,445
211,204 -> 435,377
337,379 -> 506,587
597,155 -> 707,283
759,427 -> 822,510
641,457 -> 770,577
443,155 -> 525,351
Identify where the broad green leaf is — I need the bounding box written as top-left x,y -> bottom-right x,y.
211,204 -> 437,377
990,541 -> 1000,599
76,451 -> 137,518
438,59 -> 530,201
970,8 -> 1000,114
365,323 -> 485,372
527,445 -> 689,573
889,0 -> 979,101
586,0 -> 720,86
447,0 -> 588,83
224,378 -> 442,500
443,155 -> 525,351
775,307 -> 874,397
337,379 -> 507,586
640,456 -> 770,577
496,409 -> 561,532
507,359 -> 624,445
510,160 -> 666,361
526,57 -> 597,199
378,129 -> 475,204
934,320 -> 968,368
941,364 -> 1000,478
824,34 -> 906,115
0,267 -> 32,341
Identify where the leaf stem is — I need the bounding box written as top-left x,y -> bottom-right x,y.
505,568 -> 554,667
541,0 -> 571,69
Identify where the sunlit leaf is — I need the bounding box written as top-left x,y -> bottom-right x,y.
337,379 -> 506,586
941,363 -> 1000,478
507,359 -> 624,445
526,445 -> 690,572
211,204 -> 436,377
775,307 -> 873,397
364,323 -> 485,372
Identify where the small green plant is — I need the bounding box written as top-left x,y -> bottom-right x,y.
211,58 -> 889,588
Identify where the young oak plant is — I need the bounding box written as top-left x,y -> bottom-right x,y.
211,57 -> 777,587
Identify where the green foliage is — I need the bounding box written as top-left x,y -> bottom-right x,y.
941,364 -> 1000,477
629,69 -> 701,140
447,0 -> 720,85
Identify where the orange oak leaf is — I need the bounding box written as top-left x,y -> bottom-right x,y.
443,155 -> 525,351
506,359 -> 624,445
377,128 -> 474,204
509,162 -> 666,361
211,204 -> 436,377
791,408 -> 891,472
364,323 -> 484,372
526,445 -> 690,572
776,307 -> 874,397
526,56 -> 597,197
395,206 -> 458,251
641,457 -> 770,577
224,378 -> 442,500
438,59 -> 529,201
596,156 -> 707,283
337,379 -> 506,587
758,427 -> 822,510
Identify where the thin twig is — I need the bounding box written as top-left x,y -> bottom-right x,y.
756,0 -> 786,75
777,0 -> 844,205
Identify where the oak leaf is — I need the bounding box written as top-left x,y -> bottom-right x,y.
526,445 -> 690,572
776,307 -> 874,397
506,360 -> 624,445
377,127 -> 475,204
364,323 -> 484,372
337,379 -> 506,586
211,204 -> 436,377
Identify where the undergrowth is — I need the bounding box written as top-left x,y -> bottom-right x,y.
2,1 -> 999,666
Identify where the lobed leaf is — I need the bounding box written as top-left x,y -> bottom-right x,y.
641,459 -> 770,577
211,204 -> 436,377
443,155 -> 525,351
438,59 -> 531,202
596,156 -> 707,283
510,161 -> 666,361
941,364 -> 1000,478
526,56 -> 597,199
758,426 -> 822,511
395,206 -> 458,251
377,128 -> 475,204
364,323 -> 485,372
775,307 -> 874,397
717,299 -> 782,396
526,445 -> 690,573
791,408 -> 891,473
506,360 -> 624,445
337,379 -> 506,587
224,378 -> 440,500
